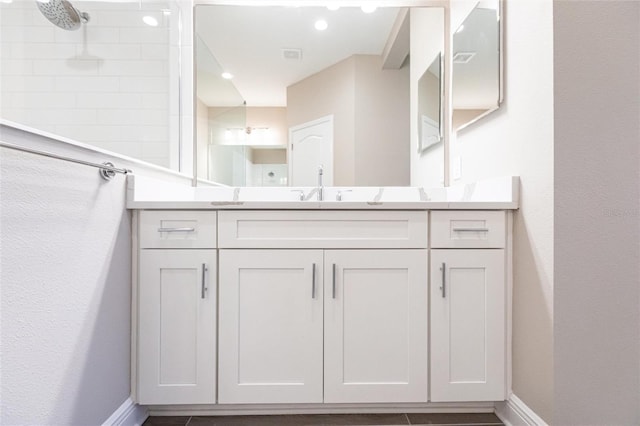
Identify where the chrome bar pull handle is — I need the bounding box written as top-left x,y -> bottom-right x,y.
201,263 -> 208,299
332,263 -> 337,299
452,227 -> 489,232
158,227 -> 196,233
440,262 -> 446,298
311,263 -> 316,299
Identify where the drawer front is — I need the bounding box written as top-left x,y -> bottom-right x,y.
139,210 -> 217,249
431,211 -> 505,248
218,210 -> 428,249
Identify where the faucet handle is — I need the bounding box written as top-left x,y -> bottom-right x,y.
290,189 -> 305,201
336,189 -> 352,201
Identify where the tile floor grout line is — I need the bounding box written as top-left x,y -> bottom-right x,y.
146,415 -> 504,426
410,423 -> 504,426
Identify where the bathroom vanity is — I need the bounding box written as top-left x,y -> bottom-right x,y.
128,176 -> 517,413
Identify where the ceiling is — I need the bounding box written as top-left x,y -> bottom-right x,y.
195,5 -> 401,107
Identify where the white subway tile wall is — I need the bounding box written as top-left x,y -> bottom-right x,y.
0,0 -> 179,169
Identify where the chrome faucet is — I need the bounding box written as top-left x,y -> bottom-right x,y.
317,165 -> 324,201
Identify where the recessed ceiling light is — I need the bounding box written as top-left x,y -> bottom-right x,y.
455,24 -> 465,33
221,72 -> 234,80
143,16 -> 158,27
327,4 -> 340,11
314,19 -> 328,31
361,5 -> 377,13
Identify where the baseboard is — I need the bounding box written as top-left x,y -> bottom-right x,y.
149,402 -> 495,416
108,394 -> 544,425
102,397 -> 149,426
495,394 -> 547,426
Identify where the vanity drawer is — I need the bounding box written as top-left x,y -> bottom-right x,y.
430,210 -> 505,248
139,210 -> 217,249
218,210 -> 427,249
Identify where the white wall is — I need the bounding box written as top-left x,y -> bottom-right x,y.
0,0 -> 177,169
0,123 -> 194,425
553,1 -> 640,424
449,0 -> 554,421
410,7 -> 445,189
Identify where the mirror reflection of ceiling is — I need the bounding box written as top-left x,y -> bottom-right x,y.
196,6 -> 401,107
196,35 -> 245,107
452,1 -> 499,109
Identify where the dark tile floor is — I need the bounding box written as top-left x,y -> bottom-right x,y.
143,413 -> 504,426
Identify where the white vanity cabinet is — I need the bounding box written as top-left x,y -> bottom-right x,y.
429,211 -> 507,402
132,207 -> 512,408
217,210 -> 429,404
134,211 -> 217,405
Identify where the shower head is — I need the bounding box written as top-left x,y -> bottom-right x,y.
36,0 -> 90,31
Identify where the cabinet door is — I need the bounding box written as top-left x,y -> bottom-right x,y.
218,249 -> 324,403
324,249 -> 428,403
137,250 -> 216,404
430,249 -> 506,401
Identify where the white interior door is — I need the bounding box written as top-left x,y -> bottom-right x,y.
289,115 -> 333,186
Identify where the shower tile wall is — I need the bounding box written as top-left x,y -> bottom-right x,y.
0,0 -> 179,169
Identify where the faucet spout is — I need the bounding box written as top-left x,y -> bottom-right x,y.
317,165 -> 324,201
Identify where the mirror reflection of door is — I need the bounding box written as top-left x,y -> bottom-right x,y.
289,116 -> 334,187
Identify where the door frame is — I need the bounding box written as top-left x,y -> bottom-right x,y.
288,114 -> 334,186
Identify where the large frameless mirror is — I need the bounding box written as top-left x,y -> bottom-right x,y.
452,0 -> 503,132
195,4 -> 446,188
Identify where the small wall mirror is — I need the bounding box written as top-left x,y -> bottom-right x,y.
452,0 -> 503,131
417,52 -> 443,152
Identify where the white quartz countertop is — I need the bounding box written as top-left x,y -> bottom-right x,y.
126,176 -> 519,210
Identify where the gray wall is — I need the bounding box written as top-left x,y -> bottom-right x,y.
553,1 -> 640,423
354,54 -> 409,186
